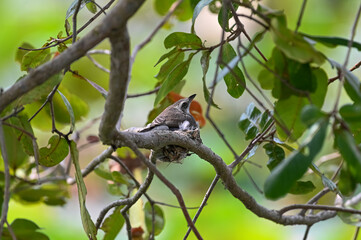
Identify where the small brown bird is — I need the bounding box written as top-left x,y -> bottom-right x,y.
140,94 -> 198,132
140,94 -> 201,163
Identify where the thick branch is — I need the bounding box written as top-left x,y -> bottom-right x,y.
0,0 -> 145,113
113,130 -> 337,226
99,27 -> 130,143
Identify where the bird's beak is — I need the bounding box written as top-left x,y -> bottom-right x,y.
188,94 -> 196,102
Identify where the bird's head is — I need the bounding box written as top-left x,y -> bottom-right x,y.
174,94 -> 196,114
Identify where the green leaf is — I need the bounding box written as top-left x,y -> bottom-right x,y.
14,182 -> 69,206
258,69 -> 275,90
275,68 -> 327,141
111,171 -> 128,185
220,43 -> 246,98
200,50 -> 219,108
301,33 -> 361,51
70,140 -> 97,239
264,142 -> 285,171
287,60 -> 315,92
175,0 -> 193,21
1,120 -> 28,170
86,1 -> 97,14
101,206 -> 125,240
57,90 -> 75,132
2,218 -> 50,240
94,160 -> 113,181
288,181 -> 316,195
340,103 -> 361,143
155,51 -> 185,82
164,32 -> 203,49
154,54 -> 195,106
66,0 -> 93,19
21,48 -> 51,72
335,128 -> 361,184
338,165 -> 357,196
144,202 -> 165,236
238,103 -> 272,140
15,73 -> 63,107
6,114 -> 35,156
264,119 -> 328,200
274,95 -> 307,141
340,104 -> 361,122
269,15 -> 325,65
15,43 -> 34,64
155,47 -> 178,67
39,135 -> 69,167
107,183 -> 128,196
191,0 -> 213,33
217,4 -> 238,32
301,105 -> 325,127
52,85 -> 89,125
154,0 -> 176,16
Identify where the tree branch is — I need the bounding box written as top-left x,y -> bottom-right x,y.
0,0 -> 146,113
99,26 -> 130,143
112,129 -> 338,226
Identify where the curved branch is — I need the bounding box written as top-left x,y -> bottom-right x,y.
113,130 -> 338,226
95,163 -> 154,230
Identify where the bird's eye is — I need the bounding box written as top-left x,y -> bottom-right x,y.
181,102 -> 188,110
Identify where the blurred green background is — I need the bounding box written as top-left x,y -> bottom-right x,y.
1,0 -> 360,239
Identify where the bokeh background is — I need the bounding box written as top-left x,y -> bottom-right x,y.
0,0 -> 360,239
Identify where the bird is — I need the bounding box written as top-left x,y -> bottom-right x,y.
139,94 -> 201,163
140,94 -> 198,132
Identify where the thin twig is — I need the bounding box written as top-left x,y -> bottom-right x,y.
129,0 -> 185,81
95,162 -> 154,229
0,122 -> 11,236
243,166 -> 263,194
303,225 -> 312,240
1,122 -> 36,140
328,60 -> 361,84
205,3 -> 238,158
122,211 -> 132,240
72,0 -> 82,44
332,3 -> 361,112
183,175 -> 219,240
299,188 -> 331,216
295,0 -> 308,33
86,49 -> 111,74
153,201 -> 199,209
353,227 -> 360,240
228,2 -> 268,62
28,83 -> 60,122
127,86 -> 160,98
0,107 -> 24,121
87,54 -> 110,73
5,220 -> 17,240
237,13 -> 269,29
237,38 -> 274,109
279,204 -> 361,215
